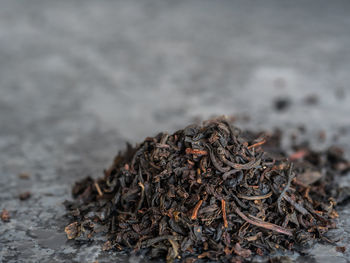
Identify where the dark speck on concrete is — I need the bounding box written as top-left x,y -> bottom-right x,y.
274,97 -> 292,112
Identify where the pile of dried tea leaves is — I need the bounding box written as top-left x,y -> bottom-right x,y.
64,119 -> 350,262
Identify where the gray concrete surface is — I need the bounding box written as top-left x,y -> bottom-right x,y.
0,0 -> 350,262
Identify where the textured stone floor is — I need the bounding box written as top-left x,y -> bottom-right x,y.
0,0 -> 350,262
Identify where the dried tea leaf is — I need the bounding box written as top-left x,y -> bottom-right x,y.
102,240 -> 113,251
18,173 -> 30,179
1,209 -> 10,222
297,171 -> 322,186
336,246 -> 346,253
65,222 -> 80,239
232,243 -> 252,258
19,191 -> 31,201
64,118 -> 346,261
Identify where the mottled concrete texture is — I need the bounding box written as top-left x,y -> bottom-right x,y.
0,0 -> 350,262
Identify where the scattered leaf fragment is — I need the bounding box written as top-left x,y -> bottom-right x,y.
19,191 -> 31,201
18,173 -> 30,179
102,240 -> 113,251
65,222 -> 80,239
1,209 -> 10,222
297,171 -> 322,186
336,246 -> 346,253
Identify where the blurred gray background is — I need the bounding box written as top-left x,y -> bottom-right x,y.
1,0 -> 350,262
